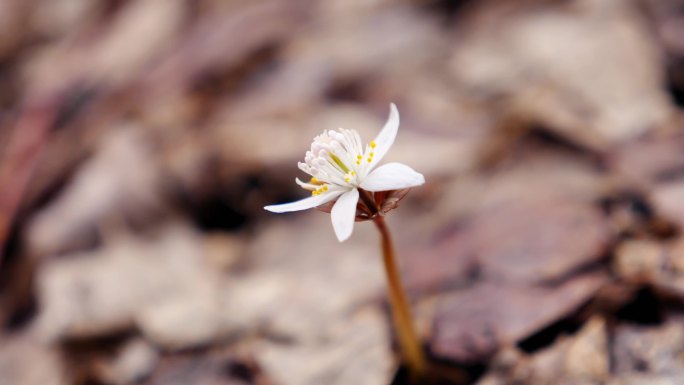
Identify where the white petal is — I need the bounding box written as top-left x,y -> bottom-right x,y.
369,103 -> 399,169
330,188 -> 359,242
359,162 -> 425,192
264,190 -> 344,213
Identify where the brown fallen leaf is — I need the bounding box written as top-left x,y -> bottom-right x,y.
606,372 -> 684,385
475,316 -> 608,385
431,272 -> 608,363
34,222 -> 232,346
611,237 -> 684,303
430,148 -> 608,240
141,348 -> 255,385
401,230 -> 478,295
255,308 -> 394,385
613,239 -> 665,283
612,317 -> 684,375
26,127 -> 166,256
93,338 -> 159,385
449,0 -> 673,150
607,132 -> 684,188
0,333 -> 66,385
467,194 -> 611,284
650,180 -> 684,231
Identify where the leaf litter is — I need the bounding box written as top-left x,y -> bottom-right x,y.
1,0 -> 684,384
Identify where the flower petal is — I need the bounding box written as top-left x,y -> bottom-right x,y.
359,162 -> 425,192
264,190 -> 344,213
330,188 -> 359,242
369,103 -> 399,169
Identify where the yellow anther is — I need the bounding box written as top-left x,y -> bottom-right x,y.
311,177 -> 318,183
356,160 -> 361,165
344,170 -> 355,183
312,184 -> 329,195
357,155 -> 363,159
370,141 -> 377,149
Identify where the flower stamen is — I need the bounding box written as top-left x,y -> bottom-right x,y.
311,184 -> 329,196
343,170 -> 356,184
299,127 -> 372,189
330,153 -> 350,173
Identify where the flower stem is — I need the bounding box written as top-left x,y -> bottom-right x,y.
373,215 -> 427,379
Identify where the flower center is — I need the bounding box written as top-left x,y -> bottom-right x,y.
297,128 -> 377,194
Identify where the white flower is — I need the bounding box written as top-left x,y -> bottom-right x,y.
264,104 -> 425,242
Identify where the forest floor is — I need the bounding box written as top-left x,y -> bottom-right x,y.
2,1 -> 684,384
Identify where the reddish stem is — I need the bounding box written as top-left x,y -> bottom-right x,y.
373,215 -> 426,379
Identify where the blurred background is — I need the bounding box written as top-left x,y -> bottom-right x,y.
1,0 -> 684,384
